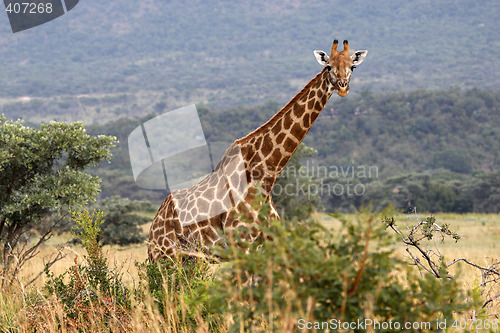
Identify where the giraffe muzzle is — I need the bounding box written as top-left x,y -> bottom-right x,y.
336,81 -> 349,97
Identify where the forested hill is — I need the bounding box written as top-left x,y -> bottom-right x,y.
198,88 -> 500,175
87,88 -> 500,207
0,0 -> 499,116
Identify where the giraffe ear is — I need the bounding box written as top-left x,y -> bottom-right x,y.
313,50 -> 330,66
351,50 -> 368,66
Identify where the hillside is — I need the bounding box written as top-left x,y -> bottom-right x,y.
85,88 -> 500,213
0,0 -> 499,123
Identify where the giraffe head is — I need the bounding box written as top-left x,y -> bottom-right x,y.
314,39 -> 367,97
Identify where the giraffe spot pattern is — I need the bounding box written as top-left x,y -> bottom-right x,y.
148,59 -> 343,262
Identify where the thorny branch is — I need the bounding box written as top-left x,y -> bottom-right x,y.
383,215 -> 500,315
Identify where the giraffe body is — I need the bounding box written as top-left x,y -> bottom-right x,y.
148,40 -> 367,262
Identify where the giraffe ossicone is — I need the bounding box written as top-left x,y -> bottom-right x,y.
148,39 -> 367,262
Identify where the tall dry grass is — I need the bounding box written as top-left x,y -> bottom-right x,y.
0,212 -> 498,332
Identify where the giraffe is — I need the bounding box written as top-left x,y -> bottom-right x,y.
148,39 -> 367,262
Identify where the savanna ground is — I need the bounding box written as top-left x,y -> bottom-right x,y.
2,211 -> 500,332
22,213 -> 499,288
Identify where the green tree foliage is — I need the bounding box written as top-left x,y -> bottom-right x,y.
0,116 -> 116,282
272,143 -> 320,221
358,172 -> 472,213
470,171 -> 500,213
0,1 -> 498,109
432,149 -> 472,174
93,196 -> 154,245
78,88 -> 500,214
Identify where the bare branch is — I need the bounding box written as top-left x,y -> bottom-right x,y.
482,293 -> 500,309
25,247 -> 69,286
447,258 -> 500,275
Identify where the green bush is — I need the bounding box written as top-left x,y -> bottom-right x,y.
135,255 -> 217,330
43,209 -> 130,330
94,195 -> 154,245
204,198 -> 476,332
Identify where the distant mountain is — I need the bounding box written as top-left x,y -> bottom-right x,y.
86,88 -> 500,207
0,0 -> 499,122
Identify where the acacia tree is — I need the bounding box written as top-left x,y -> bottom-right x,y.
0,116 -> 116,285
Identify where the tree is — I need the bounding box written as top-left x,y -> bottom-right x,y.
0,116 -> 116,285
272,143 -> 320,221
471,171 -> 500,213
92,196 -> 154,245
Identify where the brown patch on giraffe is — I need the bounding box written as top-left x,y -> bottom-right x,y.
303,113 -> 310,128
210,214 -> 224,229
261,139 -> 272,156
313,77 -> 323,89
254,136 -> 262,150
172,219 -> 182,236
321,94 -> 329,105
307,99 -> 315,110
197,219 -> 209,227
322,79 -> 328,90
268,148 -> 282,166
250,165 -> 264,179
284,137 -> 296,151
276,132 -> 286,144
293,103 -> 305,118
291,122 -> 306,140
251,152 -> 262,164
204,227 -> 218,242
271,120 -> 282,135
283,115 -> 293,129
314,101 -> 323,111
153,228 -> 162,240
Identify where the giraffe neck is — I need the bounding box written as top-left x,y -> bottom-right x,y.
236,68 -> 335,195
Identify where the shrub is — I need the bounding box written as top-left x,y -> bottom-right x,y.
39,209 -> 130,331
205,198 -> 476,332
95,195 -> 154,245
135,254 -> 218,331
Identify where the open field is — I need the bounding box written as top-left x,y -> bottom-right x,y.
2,212 -> 499,331
19,212 -> 499,295
320,213 -> 500,283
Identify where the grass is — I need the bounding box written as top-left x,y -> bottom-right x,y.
2,212 -> 500,332
319,212 -> 500,319
319,212 -> 499,269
